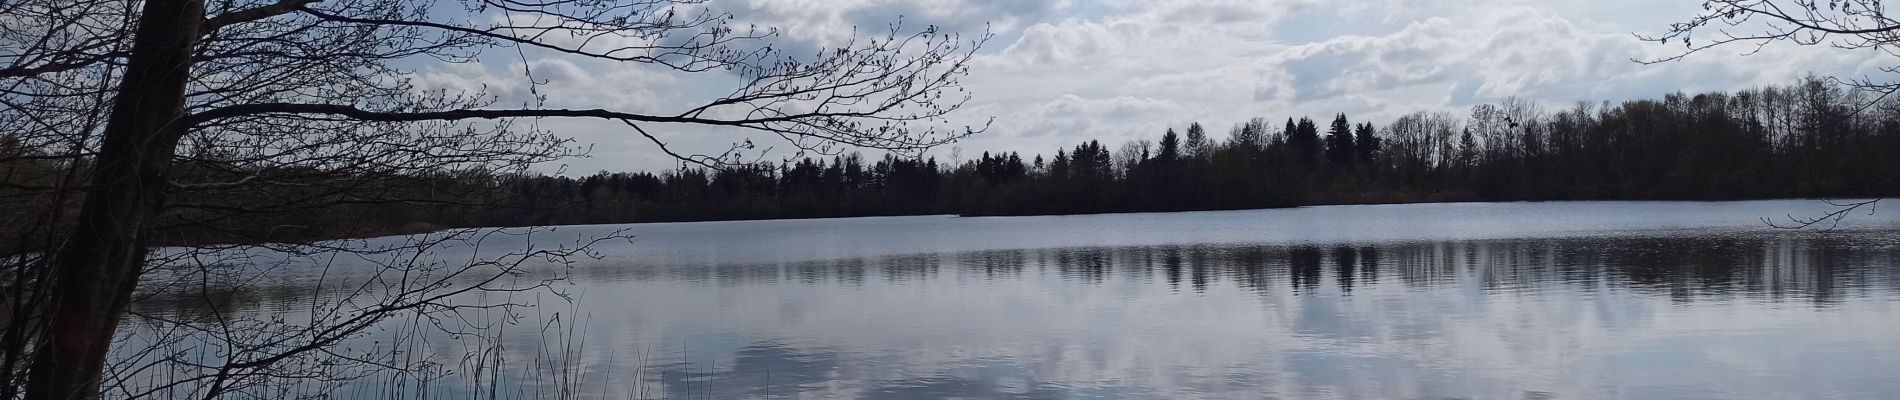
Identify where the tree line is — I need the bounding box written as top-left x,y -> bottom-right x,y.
451,75 -> 1900,224
5,76 -> 1898,244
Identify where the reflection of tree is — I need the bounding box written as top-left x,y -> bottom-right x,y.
1333,246 -> 1358,293
1289,247 -> 1325,294
958,250 -> 1028,279
1051,249 -> 1110,285
1388,242 -> 1459,288
882,254 -> 943,283
1358,247 -> 1381,285
1187,248 -> 1212,293
1228,246 -> 1277,295
142,234 -> 1890,319
1162,247 -> 1184,290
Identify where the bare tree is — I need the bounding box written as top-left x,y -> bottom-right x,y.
1640,0 -> 1900,93
0,0 -> 989,397
1643,0 -> 1891,226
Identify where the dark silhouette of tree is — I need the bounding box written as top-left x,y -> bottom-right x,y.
1159,129 -> 1182,162
1284,118 -> 1300,149
1232,118 -> 1269,150
1326,114 -> 1356,167
1291,117 -> 1322,166
424,76 -> 1900,220
4,76 -> 1880,227
1185,123 -> 1212,159
1355,122 -> 1381,166
0,0 -> 989,397
1458,128 -> 1480,170
521,76 -> 1889,219
1642,0 -> 1895,222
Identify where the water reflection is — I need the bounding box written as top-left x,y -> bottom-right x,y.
130,230 -> 1900,399
543,233 -> 1898,305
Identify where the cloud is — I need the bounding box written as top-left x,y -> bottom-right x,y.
418,0 -> 1890,173
729,0 -> 1067,48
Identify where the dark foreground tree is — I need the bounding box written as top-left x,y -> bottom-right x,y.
0,0 -> 987,397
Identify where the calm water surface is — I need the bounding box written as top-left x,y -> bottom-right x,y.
140,201 -> 1900,399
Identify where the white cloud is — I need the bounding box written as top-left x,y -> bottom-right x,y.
419,0 -> 1892,173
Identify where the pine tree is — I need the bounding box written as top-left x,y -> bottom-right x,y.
1354,122 -> 1380,166
1458,128 -> 1479,169
1233,118 -> 1268,150
1159,128 -> 1181,161
1284,118 -> 1299,146
1184,123 -> 1210,159
1326,113 -> 1356,167
1290,117 -> 1321,165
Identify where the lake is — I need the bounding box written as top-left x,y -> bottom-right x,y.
129,200 -> 1900,399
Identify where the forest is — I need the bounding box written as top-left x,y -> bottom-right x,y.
4,76 -> 1898,244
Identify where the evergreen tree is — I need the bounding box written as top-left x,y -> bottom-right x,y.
1290,117 -> 1322,165
1233,118 -> 1268,150
1284,118 -> 1298,146
1159,128 -> 1181,161
1326,113 -> 1356,166
1185,123 -> 1211,159
1458,128 -> 1479,169
1354,122 -> 1380,166
1051,149 -> 1071,180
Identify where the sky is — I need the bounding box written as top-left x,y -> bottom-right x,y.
420,0 -> 1895,174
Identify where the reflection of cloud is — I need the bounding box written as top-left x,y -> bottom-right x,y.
124,204 -> 1900,398
650,341 -> 843,399
531,233 -> 1900,398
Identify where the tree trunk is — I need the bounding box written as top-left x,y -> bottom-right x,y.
23,0 -> 201,397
